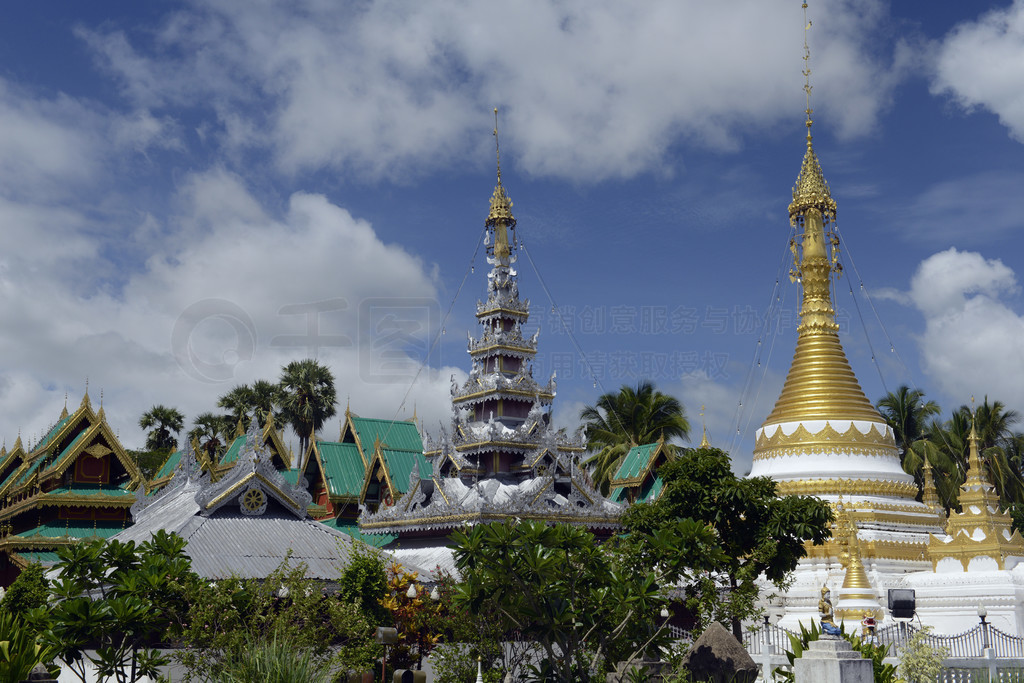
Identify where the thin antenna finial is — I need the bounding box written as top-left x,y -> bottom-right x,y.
493,108 -> 502,186
802,2 -> 813,145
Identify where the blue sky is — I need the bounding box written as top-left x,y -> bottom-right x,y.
1,1 -> 1023,473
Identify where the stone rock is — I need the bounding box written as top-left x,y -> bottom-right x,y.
682,622 -> 758,683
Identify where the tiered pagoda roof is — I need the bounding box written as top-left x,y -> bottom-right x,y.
0,393 -> 142,584
359,118 -> 620,567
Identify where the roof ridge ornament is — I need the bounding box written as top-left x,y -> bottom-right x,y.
486,108 -> 516,260
789,2 -> 836,223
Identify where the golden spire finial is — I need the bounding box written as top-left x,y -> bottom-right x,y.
790,2 -> 835,223
802,2 -> 813,145
921,454 -> 942,513
699,405 -> 711,448
486,108 -> 515,251
494,107 -> 503,188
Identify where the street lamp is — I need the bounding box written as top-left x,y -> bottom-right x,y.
978,604 -> 990,651
430,586 -> 440,602
407,584 -> 418,599
660,606 -> 670,619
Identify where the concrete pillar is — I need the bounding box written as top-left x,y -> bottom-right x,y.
793,636 -> 872,683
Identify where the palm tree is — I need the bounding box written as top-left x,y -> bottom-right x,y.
189,412 -> 232,460
876,386 -> 940,462
278,359 -> 337,454
580,381 -> 689,495
909,398 -> 1024,511
139,405 -> 185,452
960,398 -> 1024,507
249,379 -> 282,425
217,384 -> 255,424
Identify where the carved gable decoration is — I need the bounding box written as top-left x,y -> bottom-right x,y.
194,419 -> 312,519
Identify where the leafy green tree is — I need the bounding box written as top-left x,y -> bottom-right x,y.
0,561 -> 49,614
128,449 -> 173,480
621,447 -> 833,640
452,520 -> 720,682
175,559 -> 378,680
28,531 -> 193,683
897,626 -> 948,683
0,612 -> 59,682
138,404 -> 185,452
581,381 -> 689,494
278,359 -> 337,455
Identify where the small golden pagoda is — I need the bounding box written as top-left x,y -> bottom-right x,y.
834,499 -> 883,623
927,419 -> 1024,571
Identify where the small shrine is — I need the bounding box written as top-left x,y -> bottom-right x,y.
0,393 -> 143,585
358,118 -> 620,572
607,437 -> 674,505
899,417 -> 1024,635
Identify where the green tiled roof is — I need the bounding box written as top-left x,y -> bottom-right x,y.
281,468 -> 301,486
610,443 -> 660,482
350,417 -> 423,452
15,456 -> 45,487
154,450 -> 182,479
11,551 -> 62,565
318,442 -> 367,499
32,415 -> 73,452
43,428 -> 90,476
320,517 -> 396,548
381,449 -> 431,494
219,435 -> 246,465
15,522 -> 125,541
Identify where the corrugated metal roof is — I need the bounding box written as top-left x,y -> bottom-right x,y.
350,417 -> 423,452
118,480 -> 430,581
318,442 -> 366,498
389,544 -> 458,578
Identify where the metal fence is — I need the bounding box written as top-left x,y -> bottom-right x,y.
874,622 -> 1024,659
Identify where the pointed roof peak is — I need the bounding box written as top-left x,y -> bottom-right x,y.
790,2 -> 836,221
487,108 -> 515,230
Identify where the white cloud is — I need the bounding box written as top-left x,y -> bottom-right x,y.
0,167 -> 463,450
932,0 -> 1024,142
898,172 -> 1024,243
905,248 -> 1024,410
78,0 -> 903,182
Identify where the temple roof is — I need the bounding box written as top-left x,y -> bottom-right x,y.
122,421 -> 429,580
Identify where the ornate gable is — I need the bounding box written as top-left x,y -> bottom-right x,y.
195,419 -> 311,519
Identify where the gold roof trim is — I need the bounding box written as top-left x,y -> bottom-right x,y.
754,420 -> 895,459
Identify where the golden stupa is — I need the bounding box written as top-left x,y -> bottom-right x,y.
749,7 -> 944,626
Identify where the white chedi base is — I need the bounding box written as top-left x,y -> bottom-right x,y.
899,560 -> 1024,636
